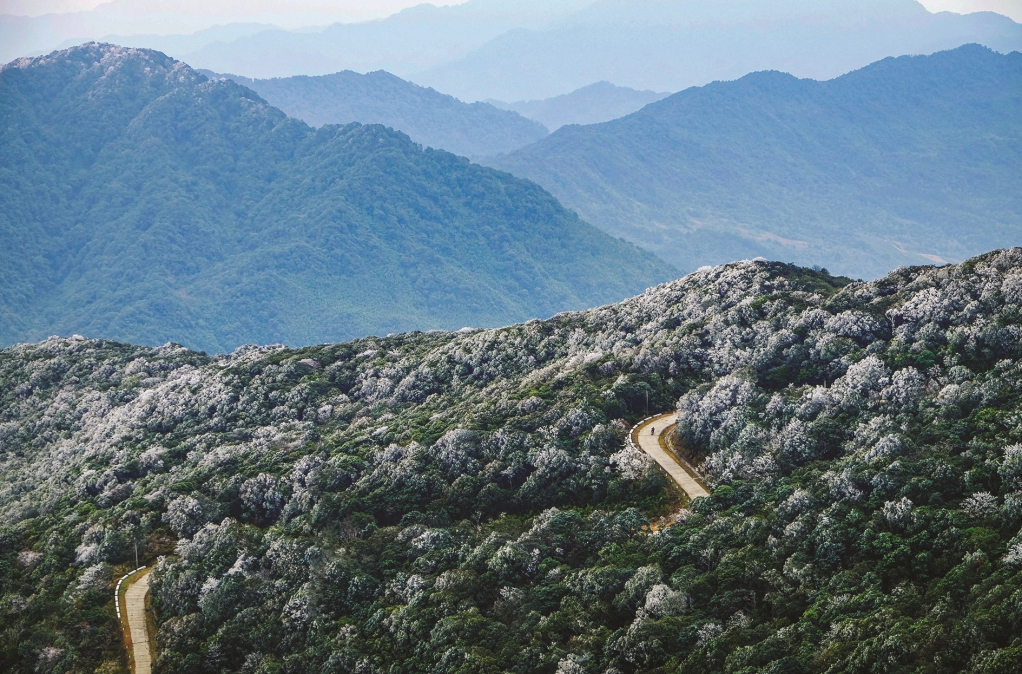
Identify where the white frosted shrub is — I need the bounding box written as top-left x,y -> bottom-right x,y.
882,498 -> 914,529
289,455 -> 323,491
704,449 -> 747,484
239,474 -> 285,525
1000,273 -> 1022,306
616,565 -> 662,610
643,583 -> 690,618
776,419 -> 815,465
696,621 -> 724,647
517,396 -> 545,414
823,468 -> 866,502
1001,493 -> 1022,525
411,529 -> 451,553
882,367 -> 926,408
487,541 -> 532,580
825,311 -> 883,342
1004,543 -> 1022,568
863,435 -> 904,464
963,492 -> 998,519
677,374 -> 759,449
778,489 -> 813,519
609,445 -> 653,481
555,655 -> 587,674
163,496 -> 206,538
999,445 -> 1022,491
139,446 -> 166,473
430,429 -> 481,479
559,404 -> 598,438
834,356 -> 889,398
17,550 -> 43,569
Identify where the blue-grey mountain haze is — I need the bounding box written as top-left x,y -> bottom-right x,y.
485,45 -> 1022,280
486,82 -> 669,131
202,68 -> 549,158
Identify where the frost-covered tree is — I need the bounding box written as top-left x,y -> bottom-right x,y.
4,250 -> 1022,673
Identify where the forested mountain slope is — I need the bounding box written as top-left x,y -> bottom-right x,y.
0,43 -> 673,353
487,82 -> 669,131
204,69 -> 548,158
487,45 -> 1022,280
419,0 -> 1022,102
5,250 -> 1022,673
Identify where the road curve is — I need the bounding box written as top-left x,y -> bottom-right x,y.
125,570 -> 153,674
633,413 -> 710,499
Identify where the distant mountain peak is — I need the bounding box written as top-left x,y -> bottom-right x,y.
7,41 -> 176,71
486,45 -> 1022,280
489,81 -> 670,131
0,42 -> 670,352
207,67 -> 549,157
416,0 -> 1022,102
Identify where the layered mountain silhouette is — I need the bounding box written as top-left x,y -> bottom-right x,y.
0,7 -> 279,64
12,0 -> 1020,105
186,0 -> 596,80
487,82 -> 669,131
203,69 -> 548,158
0,44 -> 674,353
419,0 -> 1022,101
486,45 -> 1022,279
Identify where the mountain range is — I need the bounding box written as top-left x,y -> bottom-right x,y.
10,0 -> 1021,105
486,45 -> 1022,279
0,43 -> 673,353
419,0 -> 1022,101
204,69 -> 549,158
487,82 -> 669,131
0,8 -> 278,64
4,0 -> 597,81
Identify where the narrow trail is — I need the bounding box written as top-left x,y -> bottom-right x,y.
124,570 -> 153,674
632,413 -> 710,500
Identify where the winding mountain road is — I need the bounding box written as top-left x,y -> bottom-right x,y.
124,570 -> 153,674
633,413 -> 710,500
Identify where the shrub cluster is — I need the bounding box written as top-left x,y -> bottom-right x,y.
4,251 -> 1022,673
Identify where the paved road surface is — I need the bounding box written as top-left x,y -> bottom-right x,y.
635,413 -> 710,499
125,571 -> 152,674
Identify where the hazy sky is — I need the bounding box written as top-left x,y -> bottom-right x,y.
0,0 -> 466,20
1,0 -> 1019,22
923,0 -> 1022,20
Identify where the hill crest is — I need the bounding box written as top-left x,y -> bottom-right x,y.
485,44 -> 1022,280
202,67 -> 549,158
0,43 -> 674,353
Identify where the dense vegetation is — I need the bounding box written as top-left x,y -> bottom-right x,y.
486,82 -> 668,132
0,43 -> 673,354
204,69 -> 549,158
488,45 -> 1022,281
5,249 -> 1022,673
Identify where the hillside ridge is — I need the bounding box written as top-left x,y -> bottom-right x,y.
486,45 -> 1022,279
4,249 -> 1022,672
0,42 -> 674,353
202,68 -> 549,158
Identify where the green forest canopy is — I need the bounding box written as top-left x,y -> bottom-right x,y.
0,43 -> 674,354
